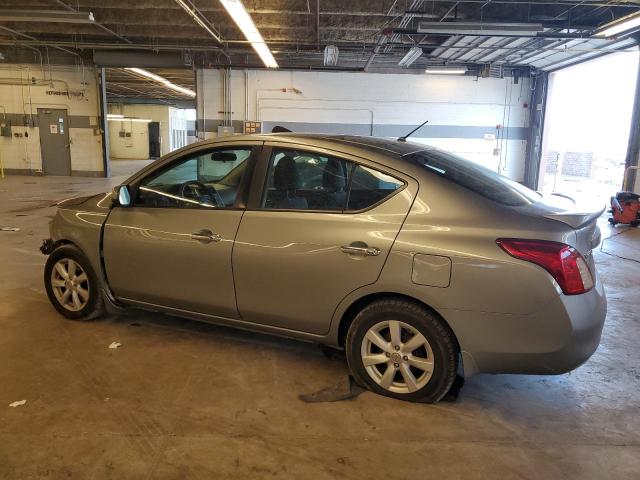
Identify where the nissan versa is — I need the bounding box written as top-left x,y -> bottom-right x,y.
41,134 -> 607,403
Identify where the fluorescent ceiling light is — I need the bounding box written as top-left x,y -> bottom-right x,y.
417,21 -> 543,36
124,68 -> 196,98
398,46 -> 423,67
0,9 -> 95,23
175,0 -> 222,43
107,117 -> 152,123
106,113 -> 124,119
324,45 -> 339,66
425,67 -> 468,75
595,12 -> 640,38
219,0 -> 278,68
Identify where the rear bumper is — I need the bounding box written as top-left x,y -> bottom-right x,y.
443,275 -> 607,377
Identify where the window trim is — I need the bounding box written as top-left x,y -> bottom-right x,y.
249,144 -> 408,214
127,144 -> 262,211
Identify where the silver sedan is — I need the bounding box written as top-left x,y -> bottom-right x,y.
41,134 -> 607,402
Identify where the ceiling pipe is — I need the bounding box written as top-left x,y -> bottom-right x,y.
0,25 -> 79,56
50,0 -> 132,44
404,0 -> 640,6
392,27 -> 595,38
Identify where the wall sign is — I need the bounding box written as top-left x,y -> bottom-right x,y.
49,124 -> 58,134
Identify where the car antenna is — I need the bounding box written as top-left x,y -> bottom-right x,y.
272,126 -> 292,133
397,120 -> 429,142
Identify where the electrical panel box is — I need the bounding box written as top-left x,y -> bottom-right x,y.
218,125 -> 235,136
244,121 -> 262,134
0,120 -> 11,137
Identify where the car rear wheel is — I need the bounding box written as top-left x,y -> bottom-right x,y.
346,298 -> 458,403
44,245 -> 104,321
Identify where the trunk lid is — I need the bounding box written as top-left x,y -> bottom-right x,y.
514,193 -> 605,256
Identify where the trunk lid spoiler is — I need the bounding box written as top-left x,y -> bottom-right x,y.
530,193 -> 605,229
543,207 -> 605,229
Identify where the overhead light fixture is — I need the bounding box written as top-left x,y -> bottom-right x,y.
107,117 -> 152,123
0,9 -> 95,23
425,67 -> 468,75
106,113 -> 124,119
124,68 -> 196,98
595,12 -> 640,38
398,46 -> 423,67
175,0 -> 223,43
219,0 -> 278,68
417,21 -> 544,37
324,45 -> 339,66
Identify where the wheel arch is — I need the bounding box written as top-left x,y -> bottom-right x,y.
336,292 -> 460,353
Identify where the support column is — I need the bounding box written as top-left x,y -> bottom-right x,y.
97,67 -> 110,178
624,45 -> 640,192
523,71 -> 549,189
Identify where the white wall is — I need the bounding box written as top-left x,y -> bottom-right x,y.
196,69 -> 531,181
108,104 -> 170,160
107,104 -> 191,160
0,63 -> 104,175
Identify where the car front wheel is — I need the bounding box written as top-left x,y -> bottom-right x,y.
44,244 -> 104,321
346,298 -> 458,403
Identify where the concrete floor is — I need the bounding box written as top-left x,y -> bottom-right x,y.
0,170 -> 639,479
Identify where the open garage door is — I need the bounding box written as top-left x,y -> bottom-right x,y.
104,68 -> 196,177
538,51 -> 640,204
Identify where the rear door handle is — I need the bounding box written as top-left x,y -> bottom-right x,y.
191,229 -> 221,244
341,244 -> 381,256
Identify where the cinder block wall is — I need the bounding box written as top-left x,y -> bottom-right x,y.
196,69 -> 531,181
0,63 -> 104,176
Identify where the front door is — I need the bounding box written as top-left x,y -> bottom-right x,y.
103,144 -> 258,318
233,145 -> 417,335
38,108 -> 71,175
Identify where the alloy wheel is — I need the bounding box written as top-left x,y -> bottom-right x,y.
50,258 -> 90,312
360,320 -> 435,394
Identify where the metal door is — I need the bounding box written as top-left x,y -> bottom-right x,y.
148,121 -> 160,158
38,108 -> 71,176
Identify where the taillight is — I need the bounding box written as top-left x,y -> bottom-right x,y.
496,238 -> 594,295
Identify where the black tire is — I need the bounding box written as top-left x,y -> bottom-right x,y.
346,298 -> 458,403
44,244 -> 105,321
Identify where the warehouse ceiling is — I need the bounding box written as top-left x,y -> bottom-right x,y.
0,0 -> 639,102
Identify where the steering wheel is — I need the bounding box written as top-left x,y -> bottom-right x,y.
179,180 -> 224,207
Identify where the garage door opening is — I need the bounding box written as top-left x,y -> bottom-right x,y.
104,68 -> 196,177
538,51 -> 640,204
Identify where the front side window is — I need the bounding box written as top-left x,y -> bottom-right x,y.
262,149 -> 351,211
136,147 -> 251,208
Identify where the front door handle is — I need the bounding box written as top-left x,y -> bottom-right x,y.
341,244 -> 381,256
191,229 -> 221,244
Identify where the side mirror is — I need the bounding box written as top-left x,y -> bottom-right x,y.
112,185 -> 131,207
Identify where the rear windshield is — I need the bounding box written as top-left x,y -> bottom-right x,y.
405,148 -> 540,206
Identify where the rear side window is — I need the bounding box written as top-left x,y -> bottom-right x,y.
261,148 -> 404,212
347,165 -> 403,211
405,149 -> 540,206
262,149 -> 351,211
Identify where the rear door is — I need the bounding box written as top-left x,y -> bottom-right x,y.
232,143 -> 418,335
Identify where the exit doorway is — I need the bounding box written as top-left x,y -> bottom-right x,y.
538,51 -> 640,204
38,108 -> 71,176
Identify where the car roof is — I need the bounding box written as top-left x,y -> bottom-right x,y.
215,133 -> 427,159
